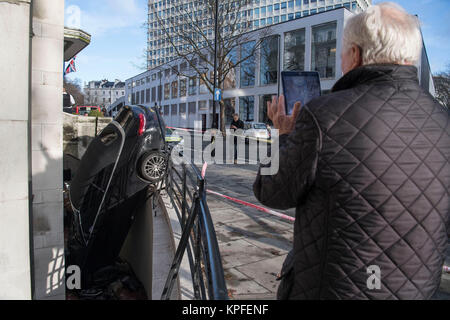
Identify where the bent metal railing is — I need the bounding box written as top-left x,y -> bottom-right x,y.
161,161 -> 228,300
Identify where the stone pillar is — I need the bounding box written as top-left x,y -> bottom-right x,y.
31,0 -> 65,300
0,0 -> 33,300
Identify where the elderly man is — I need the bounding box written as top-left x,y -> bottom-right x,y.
254,2 -> 449,299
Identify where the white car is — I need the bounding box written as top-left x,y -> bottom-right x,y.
244,122 -> 271,141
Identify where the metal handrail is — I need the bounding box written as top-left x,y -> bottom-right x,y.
161,160 -> 228,300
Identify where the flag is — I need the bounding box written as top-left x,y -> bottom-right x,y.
64,56 -> 77,75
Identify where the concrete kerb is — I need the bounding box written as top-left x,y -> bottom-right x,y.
157,191 -> 194,300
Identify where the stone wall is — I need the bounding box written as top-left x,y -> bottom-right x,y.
0,0 -> 33,300
63,113 -> 112,178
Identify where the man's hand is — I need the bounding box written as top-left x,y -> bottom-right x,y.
267,95 -> 302,136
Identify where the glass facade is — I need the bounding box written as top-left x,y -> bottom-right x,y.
188,77 -> 197,96
240,41 -> 256,87
312,22 -> 337,79
164,83 -> 170,100
239,96 -> 255,122
284,28 -> 306,71
180,79 -> 187,97
224,98 -> 236,125
171,81 -> 178,99
260,35 -> 279,86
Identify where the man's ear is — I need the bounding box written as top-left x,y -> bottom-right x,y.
352,45 -> 363,69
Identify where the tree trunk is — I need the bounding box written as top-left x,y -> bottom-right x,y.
219,100 -> 226,135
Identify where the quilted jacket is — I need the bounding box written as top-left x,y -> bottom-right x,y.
254,64 -> 450,299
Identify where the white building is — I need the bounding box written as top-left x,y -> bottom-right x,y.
147,0 -> 371,69
84,79 -> 126,107
128,7 -> 435,131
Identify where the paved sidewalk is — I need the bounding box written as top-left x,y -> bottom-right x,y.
204,164 -> 295,300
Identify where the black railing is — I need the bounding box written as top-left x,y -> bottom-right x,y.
161,161 -> 228,300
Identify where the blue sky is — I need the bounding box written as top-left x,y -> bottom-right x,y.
64,0 -> 450,86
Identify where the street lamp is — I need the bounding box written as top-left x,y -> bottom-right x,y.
212,0 -> 219,130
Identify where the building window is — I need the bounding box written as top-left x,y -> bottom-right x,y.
224,98 -> 236,125
171,104 -> 178,115
158,85 -> 162,102
259,95 -> 274,124
284,28 -> 305,71
312,22 -> 337,79
188,102 -> 196,114
199,73 -> 208,94
171,81 -> 178,98
180,79 -> 187,97
164,83 -> 170,100
198,100 -> 208,111
146,89 -> 150,103
189,77 -> 197,96
281,14 -> 287,21
179,103 -> 187,114
151,87 -> 156,102
141,90 -> 145,104
240,41 -> 256,88
260,35 -> 279,86
239,96 -> 255,122
164,105 -> 170,115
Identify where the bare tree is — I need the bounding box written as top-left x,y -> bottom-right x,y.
64,77 -> 85,106
149,0 -> 272,132
434,64 -> 450,109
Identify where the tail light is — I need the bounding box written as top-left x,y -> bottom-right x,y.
138,113 -> 146,136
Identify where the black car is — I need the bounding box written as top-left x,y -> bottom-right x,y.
68,105 -> 168,286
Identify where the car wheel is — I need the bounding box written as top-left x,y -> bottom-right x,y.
139,151 -> 167,183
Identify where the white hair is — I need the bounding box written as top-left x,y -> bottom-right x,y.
343,2 -> 423,65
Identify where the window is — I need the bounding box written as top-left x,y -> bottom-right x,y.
274,16 -> 279,23
268,5 -> 273,13
171,104 -> 177,115
188,102 -> 196,114
281,14 -> 287,21
295,12 -> 301,18
199,73 -> 208,94
164,105 -> 170,115
288,13 -> 294,20
274,3 -> 280,10
260,35 -> 279,86
141,90 -> 145,104
284,28 -> 305,71
146,89 -> 151,103
164,83 -> 170,100
180,79 -> 187,97
198,100 -> 208,111
312,22 -> 337,79
288,1 -> 294,9
158,85 -> 162,101
240,41 -> 256,87
189,77 -> 197,95
151,87 -> 156,102
171,81 -> 178,99
224,98 -> 236,125
281,2 -> 287,9
261,6 -> 266,15
239,96 -> 255,122
179,103 -> 186,114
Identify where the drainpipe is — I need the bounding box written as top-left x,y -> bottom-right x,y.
27,0 -> 35,300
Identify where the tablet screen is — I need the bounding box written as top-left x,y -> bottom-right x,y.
282,71 -> 321,115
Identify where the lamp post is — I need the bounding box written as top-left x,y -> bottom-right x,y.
212,0 -> 219,130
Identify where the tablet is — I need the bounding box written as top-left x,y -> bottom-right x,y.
281,71 -> 321,115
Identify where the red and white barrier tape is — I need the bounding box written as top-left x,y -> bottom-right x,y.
206,189 -> 295,223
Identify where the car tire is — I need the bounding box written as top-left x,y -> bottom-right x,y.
138,151 -> 167,183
